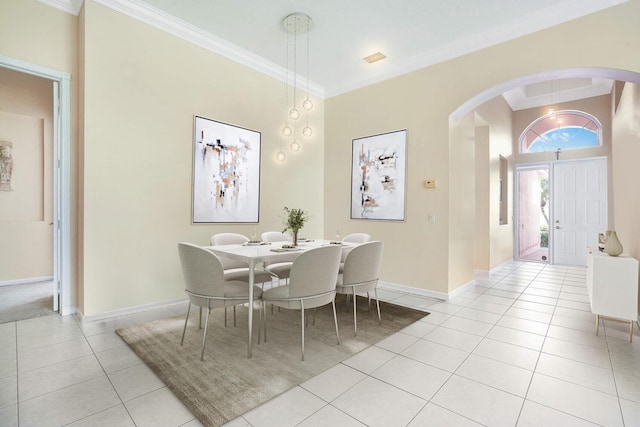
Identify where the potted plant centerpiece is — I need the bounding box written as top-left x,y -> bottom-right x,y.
282,207 -> 309,246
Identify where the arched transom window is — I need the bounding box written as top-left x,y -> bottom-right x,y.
520,110 -> 602,153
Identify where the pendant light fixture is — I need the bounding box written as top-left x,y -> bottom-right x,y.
281,12 -> 313,155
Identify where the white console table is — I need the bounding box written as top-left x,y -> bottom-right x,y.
586,248 -> 639,342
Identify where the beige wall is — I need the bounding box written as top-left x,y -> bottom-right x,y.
0,68 -> 53,281
612,83 -> 640,260
448,112 -> 476,290
325,0 -> 640,295
474,120 -> 490,270
475,96 -> 514,270
612,83 -> 640,314
80,2 -> 325,315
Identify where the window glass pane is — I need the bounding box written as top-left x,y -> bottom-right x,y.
520,110 -> 601,153
528,127 -> 598,152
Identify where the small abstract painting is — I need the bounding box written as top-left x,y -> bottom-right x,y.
351,129 -> 406,221
192,116 -> 261,223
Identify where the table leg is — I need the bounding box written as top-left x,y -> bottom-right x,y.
247,259 -> 255,358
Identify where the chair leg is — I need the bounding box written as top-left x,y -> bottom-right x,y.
224,307 -> 228,328
258,301 -> 263,345
263,301 -> 268,343
199,306 -> 203,329
200,307 -> 211,361
180,302 -> 192,346
367,291 -> 372,312
374,288 -> 381,324
312,308 -> 317,325
233,305 -> 237,327
332,299 -> 340,345
300,300 -> 306,361
352,287 -> 358,336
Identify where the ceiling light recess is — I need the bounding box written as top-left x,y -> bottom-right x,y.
364,52 -> 386,64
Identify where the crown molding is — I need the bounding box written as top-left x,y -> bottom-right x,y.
37,0 -> 83,15
37,0 -> 627,99
324,0 -> 630,98
91,0 -> 325,98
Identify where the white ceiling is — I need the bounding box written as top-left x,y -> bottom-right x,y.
43,0 -> 627,102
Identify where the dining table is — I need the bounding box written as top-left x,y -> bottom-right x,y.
205,239 -> 355,358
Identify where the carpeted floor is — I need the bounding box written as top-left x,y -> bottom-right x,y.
117,294 -> 428,426
0,281 -> 55,324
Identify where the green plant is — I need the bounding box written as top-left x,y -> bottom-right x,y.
540,230 -> 549,248
282,207 -> 309,234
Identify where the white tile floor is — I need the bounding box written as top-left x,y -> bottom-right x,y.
1,261 -> 640,426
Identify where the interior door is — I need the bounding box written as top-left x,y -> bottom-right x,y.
552,158 -> 607,266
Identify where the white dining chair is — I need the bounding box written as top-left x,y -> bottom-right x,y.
210,233 -> 276,325
260,245 -> 342,361
341,233 -> 371,244
260,231 -> 296,282
177,242 -> 263,360
336,241 -> 384,336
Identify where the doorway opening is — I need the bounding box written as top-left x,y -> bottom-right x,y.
515,158 -> 607,266
0,54 -> 72,316
516,166 -> 549,263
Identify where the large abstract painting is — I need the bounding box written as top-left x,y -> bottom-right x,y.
192,116 -> 261,223
351,129 -> 406,221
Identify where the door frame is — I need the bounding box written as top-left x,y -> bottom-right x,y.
0,54 -> 72,315
514,157 -> 608,265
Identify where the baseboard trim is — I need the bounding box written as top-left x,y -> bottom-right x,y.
378,281 -> 447,301
448,279 -> 478,299
79,297 -> 188,322
0,276 -> 54,287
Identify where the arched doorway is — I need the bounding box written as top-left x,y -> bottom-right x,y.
451,67 -> 640,267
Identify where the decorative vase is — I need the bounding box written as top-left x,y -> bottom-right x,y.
293,230 -> 299,246
604,231 -> 623,257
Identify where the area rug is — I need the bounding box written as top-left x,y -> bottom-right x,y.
116,294 -> 428,426
0,281 -> 54,324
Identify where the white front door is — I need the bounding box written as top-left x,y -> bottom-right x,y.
552,158 -> 607,266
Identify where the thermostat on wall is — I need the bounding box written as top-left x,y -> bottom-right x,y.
424,180 -> 437,189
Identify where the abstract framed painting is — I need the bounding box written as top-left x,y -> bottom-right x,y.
192,116 -> 261,223
351,129 -> 407,221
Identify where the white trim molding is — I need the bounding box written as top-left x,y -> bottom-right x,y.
37,0 -> 83,15
91,0 -> 325,99
78,297 -> 188,323
0,277 -> 54,287
378,281 -> 447,301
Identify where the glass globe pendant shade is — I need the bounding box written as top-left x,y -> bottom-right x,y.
302,126 -> 313,137
276,150 -> 286,161
289,107 -> 300,120
282,125 -> 292,136
290,140 -> 300,152
302,98 -> 313,111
